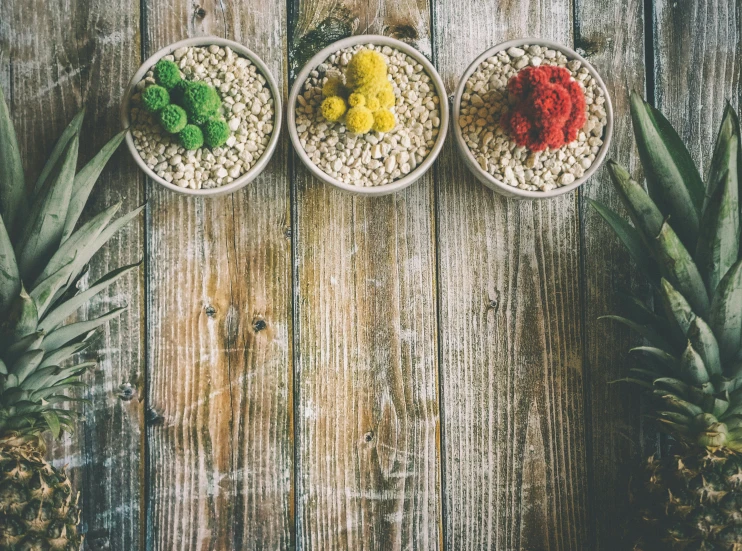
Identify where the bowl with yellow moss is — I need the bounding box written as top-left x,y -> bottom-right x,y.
289,35 -> 448,196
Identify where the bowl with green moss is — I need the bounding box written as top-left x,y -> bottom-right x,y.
121,36 -> 282,197
288,35 -> 448,196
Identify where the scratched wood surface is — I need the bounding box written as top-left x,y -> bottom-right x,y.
1,0 -> 740,550
289,1 -> 441,550
141,1 -> 293,549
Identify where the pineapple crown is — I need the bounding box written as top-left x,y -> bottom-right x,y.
0,84 -> 142,441
592,91 -> 742,451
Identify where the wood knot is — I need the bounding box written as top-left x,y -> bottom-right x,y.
384,24 -> 419,42
284,227 -> 292,239
195,6 -> 207,18
117,383 -> 136,401
487,290 -> 501,313
253,318 -> 267,332
205,305 -> 217,318
363,431 -> 374,443
146,408 -> 164,426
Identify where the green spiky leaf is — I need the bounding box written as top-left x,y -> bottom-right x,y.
0,213 -> 20,312
655,221 -> 710,315
33,109 -> 85,195
630,91 -> 704,249
695,171 -> 739,297
62,129 -> 126,241
0,84 -> 26,238
40,307 -> 126,352
39,263 -> 139,333
687,316 -> 721,377
588,198 -> 659,282
679,340 -> 710,385
709,259 -> 742,362
16,135 -> 79,282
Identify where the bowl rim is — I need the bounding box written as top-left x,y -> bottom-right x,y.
287,34 -> 449,196
120,36 -> 283,197
452,37 -> 614,199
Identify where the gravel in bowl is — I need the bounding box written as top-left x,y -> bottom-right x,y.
290,36 -> 448,195
122,37 -> 282,197
454,39 -> 612,198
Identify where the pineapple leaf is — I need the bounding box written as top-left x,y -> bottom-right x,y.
39,341 -> 91,369
16,134 -> 80,282
41,410 -> 61,439
60,204 -> 144,297
29,262 -> 75,319
0,84 -> 26,238
0,287 -> 39,352
0,215 -> 20,311
630,92 -> 704,249
39,262 -> 139,333
660,394 -> 704,417
4,332 -> 43,363
588,198 -> 659,282
10,350 -> 43,385
630,347 -> 678,370
40,307 -> 126,352
658,278 -> 696,338
600,315 -> 674,352
680,340 -> 709,385
33,109 -> 85,195
706,102 -> 740,204
695,171 -> 739,297
605,161 -> 665,246
688,317 -> 722,377
33,202 -> 121,288
655,221 -> 710,315
657,410 -> 693,425
0,359 -> 6,375
709,258 -> 742,362
62,130 -> 127,242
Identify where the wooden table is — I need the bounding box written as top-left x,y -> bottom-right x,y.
1,0 -> 739,549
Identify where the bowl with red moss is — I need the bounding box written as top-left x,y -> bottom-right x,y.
453,38 -> 613,199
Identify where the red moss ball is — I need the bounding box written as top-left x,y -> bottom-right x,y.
501,65 -> 587,152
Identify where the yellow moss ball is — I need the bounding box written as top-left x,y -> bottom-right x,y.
346,49 -> 388,89
348,93 -> 366,107
321,96 -> 347,122
372,109 -> 396,133
322,77 -> 347,98
366,97 -> 380,111
377,86 -> 395,108
345,106 -> 375,134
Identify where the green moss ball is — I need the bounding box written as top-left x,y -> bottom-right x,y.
179,125 -> 204,150
183,81 -> 221,120
203,119 -> 230,148
141,85 -> 170,112
154,60 -> 182,90
159,104 -> 188,134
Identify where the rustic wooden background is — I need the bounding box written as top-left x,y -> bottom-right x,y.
1,0 -> 739,549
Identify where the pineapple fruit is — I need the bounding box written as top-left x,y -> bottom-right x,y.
592,92 -> 742,550
0,84 -> 141,550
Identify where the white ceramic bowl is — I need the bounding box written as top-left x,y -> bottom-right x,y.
288,35 -> 449,196
121,36 -> 282,197
452,38 -> 613,199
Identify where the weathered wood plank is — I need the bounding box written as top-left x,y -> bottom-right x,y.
142,0 -> 293,549
574,0 -> 647,548
433,1 -> 589,549
654,0 -> 740,171
1,1 -> 145,550
289,3 -> 440,550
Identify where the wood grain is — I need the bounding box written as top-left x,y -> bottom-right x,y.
433,1 -> 589,549
143,1 -> 293,549
575,0 -> 647,548
654,0 -> 741,172
290,2 -> 441,550
1,1 -> 145,550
